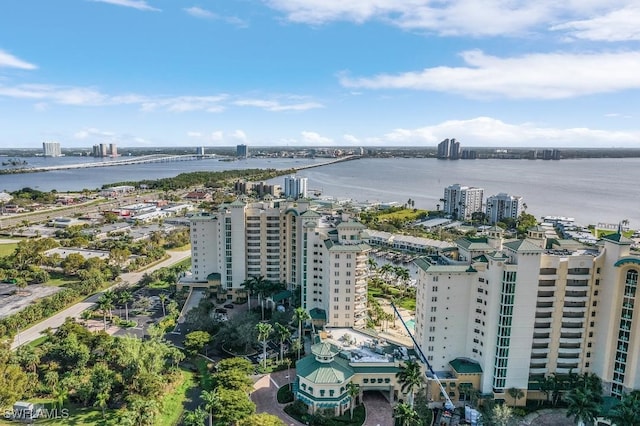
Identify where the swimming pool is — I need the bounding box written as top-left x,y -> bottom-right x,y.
405,319 -> 415,331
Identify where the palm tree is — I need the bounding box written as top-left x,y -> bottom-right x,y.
608,390 -> 640,426
492,404 -> 514,426
256,322 -> 273,368
393,402 -> 420,426
103,290 -> 116,319
159,293 -> 168,316
118,290 -> 133,322
241,277 -> 256,311
183,407 -> 208,426
507,387 -> 524,407
395,360 -> 424,408
201,389 -> 219,426
564,386 -> 600,426
274,322 -> 291,362
97,294 -> 114,330
293,307 -> 310,359
346,382 -> 360,419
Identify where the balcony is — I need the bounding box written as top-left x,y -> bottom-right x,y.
558,351 -> 581,358
537,291 -> 555,299
534,321 -> 552,329
531,347 -> 550,356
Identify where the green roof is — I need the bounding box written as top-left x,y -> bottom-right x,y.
311,342 -> 340,358
601,233 -> 633,245
296,354 -> 354,384
414,257 -> 433,272
206,272 -> 221,281
300,210 -> 321,218
309,308 -> 326,320
271,290 -> 292,303
449,358 -> 482,374
503,239 -> 544,253
416,264 -> 476,273
352,365 -> 400,374
324,239 -> 370,252
337,221 -> 366,229
456,237 -> 491,250
472,254 -> 489,263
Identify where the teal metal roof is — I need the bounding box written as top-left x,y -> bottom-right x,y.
456,237 -> 491,250
601,233 -> 633,245
310,308 -> 326,320
449,358 -> 482,374
206,272 -> 221,281
296,354 -> 354,384
503,239 -> 544,252
272,290 -> 292,302
415,264 -> 476,273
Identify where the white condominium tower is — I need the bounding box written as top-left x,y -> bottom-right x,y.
442,184 -> 484,220
413,227 -> 640,406
42,141 -> 62,157
485,193 -> 524,224
283,175 -> 308,199
186,199 -> 370,328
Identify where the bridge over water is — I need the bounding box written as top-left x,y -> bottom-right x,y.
17,154 -> 220,172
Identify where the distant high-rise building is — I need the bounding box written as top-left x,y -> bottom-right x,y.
236,144 -> 248,158
92,143 -> 117,157
196,146 -> 205,156
485,193 -> 524,224
437,138 -> 461,159
283,175 -> 308,199
443,183 -> 484,220
542,149 -> 561,160
42,142 -> 62,157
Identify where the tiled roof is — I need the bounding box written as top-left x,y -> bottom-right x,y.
296,354 -> 354,384
449,358 -> 482,374
503,239 -> 544,252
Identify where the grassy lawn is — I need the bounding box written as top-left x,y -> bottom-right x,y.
46,273 -> 79,287
376,208 -> 428,222
173,243 -> 191,251
26,335 -> 49,348
0,242 -> 17,257
157,370 -> 196,426
0,371 -> 196,426
0,400 -> 117,426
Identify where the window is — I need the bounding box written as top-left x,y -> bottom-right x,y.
430,316 -> 436,322
334,297 -> 339,302
334,288 -> 339,293
334,263 -> 340,267
432,297 -> 438,302
431,306 -> 437,312
428,336 -> 435,342
334,305 -> 339,310
432,286 -> 438,292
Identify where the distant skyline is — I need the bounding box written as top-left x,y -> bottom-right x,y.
1,1 -> 640,148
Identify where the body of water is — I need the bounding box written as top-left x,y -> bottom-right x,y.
1,156 -> 638,228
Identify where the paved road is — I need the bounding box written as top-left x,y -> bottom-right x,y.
11,250 -> 190,349
252,369 -> 305,426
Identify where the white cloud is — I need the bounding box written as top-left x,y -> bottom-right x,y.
187,131 -> 202,138
301,131 -> 333,145
187,130 -> 225,142
230,130 -> 248,143
0,50 -> 37,70
264,0 -> 630,37
184,6 -> 216,19
373,117 -> 640,147
551,6 -> 640,41
340,50 -> 640,99
343,134 -> 360,144
234,98 -> 323,111
91,0 -> 160,12
74,127 -> 116,140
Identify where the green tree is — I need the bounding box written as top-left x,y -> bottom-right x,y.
393,402 -> 421,426
159,293 -> 168,317
608,390 -> 640,426
0,360 -> 29,408
565,386 -> 601,426
293,307 -> 310,359
118,290 -> 133,322
507,387 -> 524,407
215,387 -> 256,425
211,369 -> 253,393
185,331 -> 211,356
216,357 -> 255,376
274,322 -> 291,362
395,360 -> 424,408
97,293 -> 114,330
182,407 -> 207,426
238,413 -> 286,426
492,404 -> 514,426
256,322 -> 273,368
201,389 -> 220,426
346,382 -> 360,419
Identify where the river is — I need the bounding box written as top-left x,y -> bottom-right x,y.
0,156 -> 638,228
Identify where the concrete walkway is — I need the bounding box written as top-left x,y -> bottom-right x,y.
518,408 -> 568,425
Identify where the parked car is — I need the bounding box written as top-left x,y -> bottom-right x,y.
224,303 -> 234,309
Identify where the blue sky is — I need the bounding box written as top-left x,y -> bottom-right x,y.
1,0 -> 639,148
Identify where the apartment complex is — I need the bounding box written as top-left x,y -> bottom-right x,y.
413,228 -> 640,405
283,175 -> 308,199
92,143 -> 117,158
442,184 -> 484,220
185,200 -> 371,328
42,142 -> 62,157
485,193 -> 524,224
437,138 -> 461,160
